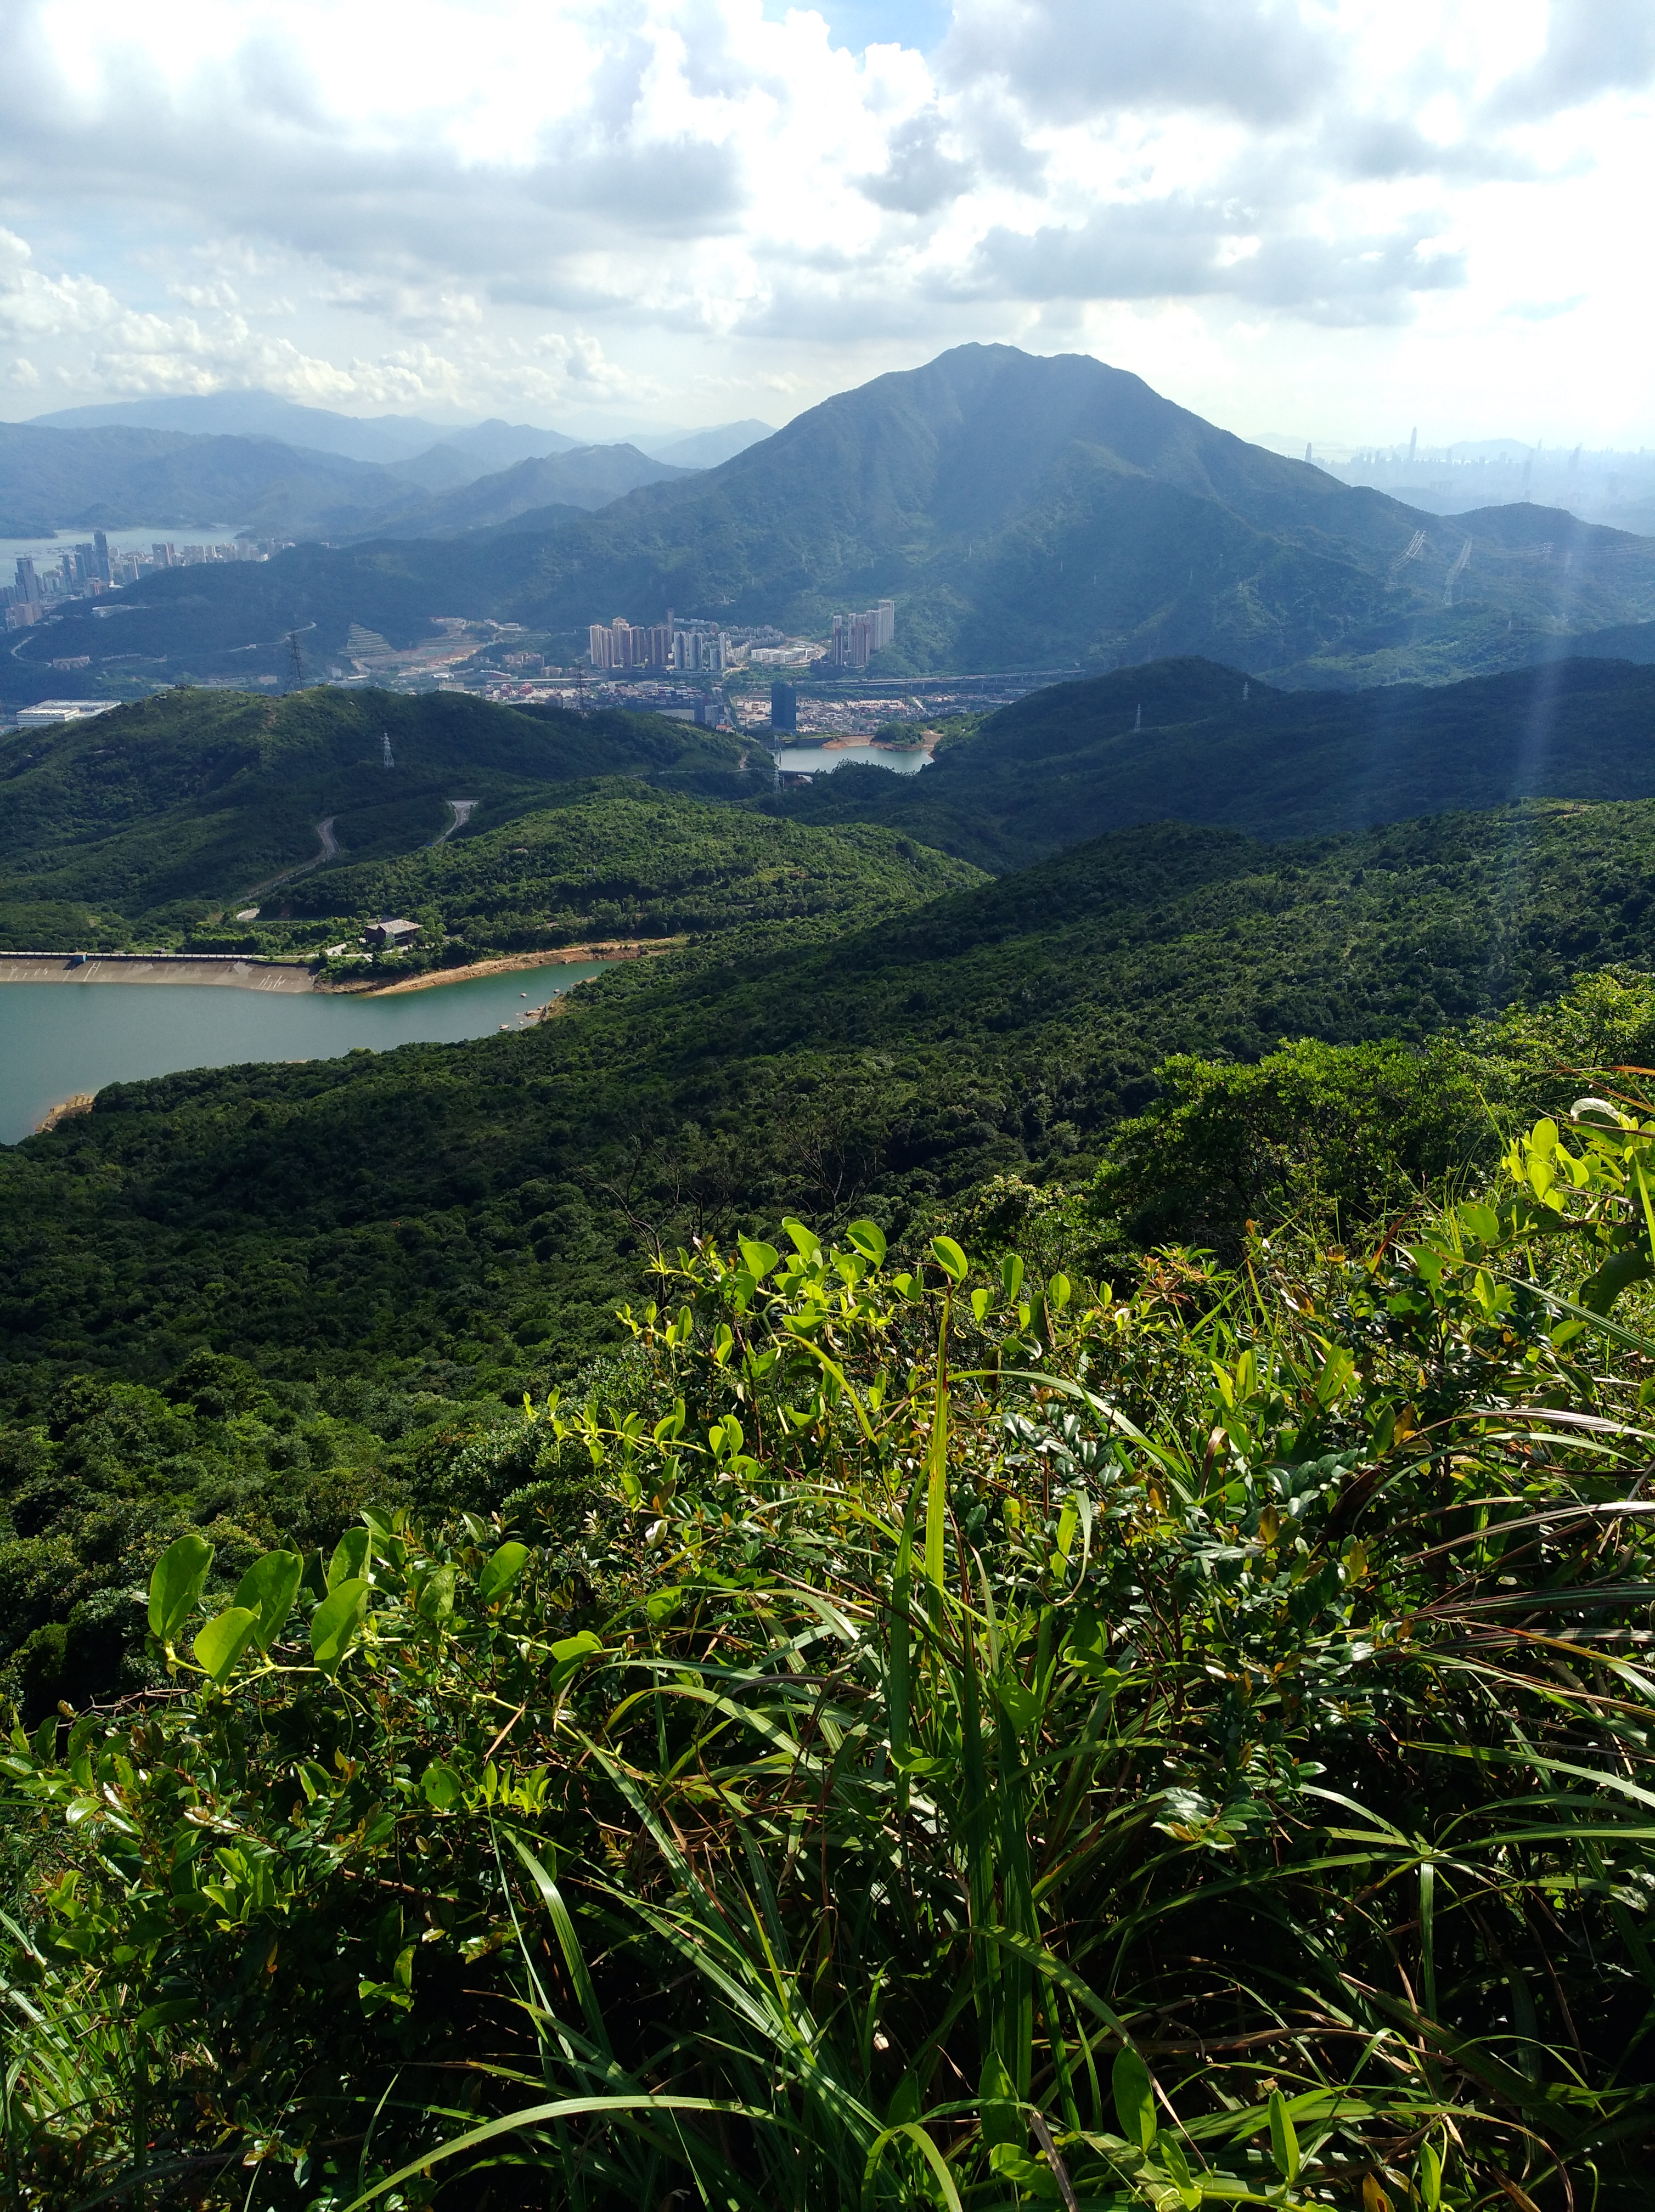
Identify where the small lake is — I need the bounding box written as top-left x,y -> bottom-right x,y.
773,743 -> 932,776
0,962 -> 612,1146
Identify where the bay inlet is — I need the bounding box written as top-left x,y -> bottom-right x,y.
0,961 -> 613,1146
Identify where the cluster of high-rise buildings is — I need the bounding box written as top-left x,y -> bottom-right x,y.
3,533 -> 278,630
825,600 -> 896,670
587,613 -> 730,673
588,599 -> 896,676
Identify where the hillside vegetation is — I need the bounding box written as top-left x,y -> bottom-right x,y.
19,346 -> 1655,694
9,1030 -> 1655,2204
0,686 -> 763,950
8,743 -> 1655,2200
283,783 -> 982,959
764,654 -> 1655,868
9,798 -> 1655,1414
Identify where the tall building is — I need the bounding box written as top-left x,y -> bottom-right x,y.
770,681 -> 797,734
825,599 -> 896,670
92,530 -> 111,583
14,557 -> 39,602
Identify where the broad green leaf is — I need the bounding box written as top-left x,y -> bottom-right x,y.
781,1217 -> 820,1259
550,1629 -> 603,1670
414,1564 -> 455,1622
422,1760 -> 464,1810
1000,1251 -> 1024,1300
232,1549 -> 303,1652
1112,2047 -> 1156,2152
479,1541 -> 529,1605
328,1526 -> 370,1590
193,1605 -> 258,1686
1154,2136 -> 1201,2211
136,1997 -> 198,2034
931,1234 -> 969,1282
738,1237 -> 780,1279
148,1533 -> 214,1643
311,1578 -> 369,1676
1268,2089 -> 1300,2183
846,1219 -> 887,1266
1418,2141 -> 1442,2211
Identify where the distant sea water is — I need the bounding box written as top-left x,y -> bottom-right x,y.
0,523 -> 250,566
0,961 -> 613,1146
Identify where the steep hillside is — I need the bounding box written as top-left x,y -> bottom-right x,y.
21,347 -> 1655,692
9,794 -> 1655,1393
0,685 -> 758,944
763,653 -> 1655,868
278,781 -> 981,953
337,444 -> 697,540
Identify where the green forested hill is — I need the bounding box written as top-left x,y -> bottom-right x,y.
19,345 -> 1655,693
283,782 -> 981,953
0,685 -> 760,947
8,795 -> 1655,1409
764,654 -> 1655,868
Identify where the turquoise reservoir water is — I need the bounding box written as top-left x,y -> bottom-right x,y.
0,963 -> 611,1146
773,742 -> 932,775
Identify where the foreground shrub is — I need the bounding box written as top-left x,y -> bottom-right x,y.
8,1101 -> 1655,2206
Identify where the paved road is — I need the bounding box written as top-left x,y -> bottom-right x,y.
242,815 -> 339,901
430,798 -> 479,848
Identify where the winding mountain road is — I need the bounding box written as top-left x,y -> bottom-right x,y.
241,815 -> 339,901
431,799 -> 479,848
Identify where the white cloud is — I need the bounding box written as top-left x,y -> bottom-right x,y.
0,0 -> 1648,443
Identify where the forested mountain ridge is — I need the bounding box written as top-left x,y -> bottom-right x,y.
279,782 -> 982,958
762,653 -> 1655,868
9,656 -> 1655,947
0,686 -> 762,948
9,794 -> 1655,1412
18,346 -> 1655,693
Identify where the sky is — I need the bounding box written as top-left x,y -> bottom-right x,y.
0,0 -> 1651,447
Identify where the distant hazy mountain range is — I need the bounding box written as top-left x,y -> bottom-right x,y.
27,390 -> 578,467
0,391 -> 776,539
11,346 -> 1655,694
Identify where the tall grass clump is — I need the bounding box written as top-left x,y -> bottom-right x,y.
8,1085 -> 1655,2207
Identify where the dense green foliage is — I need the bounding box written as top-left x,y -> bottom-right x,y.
10,1131 -> 1655,2206
285,784 -> 982,958
0,687 -> 762,947
5,662 -> 1655,2202
22,347 -> 1655,692
16,800 -> 1655,1725
8,797 -> 1655,1403
765,656 -> 1655,868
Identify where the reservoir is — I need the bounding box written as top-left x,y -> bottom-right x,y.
772,742 -> 932,775
0,961 -> 611,1146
